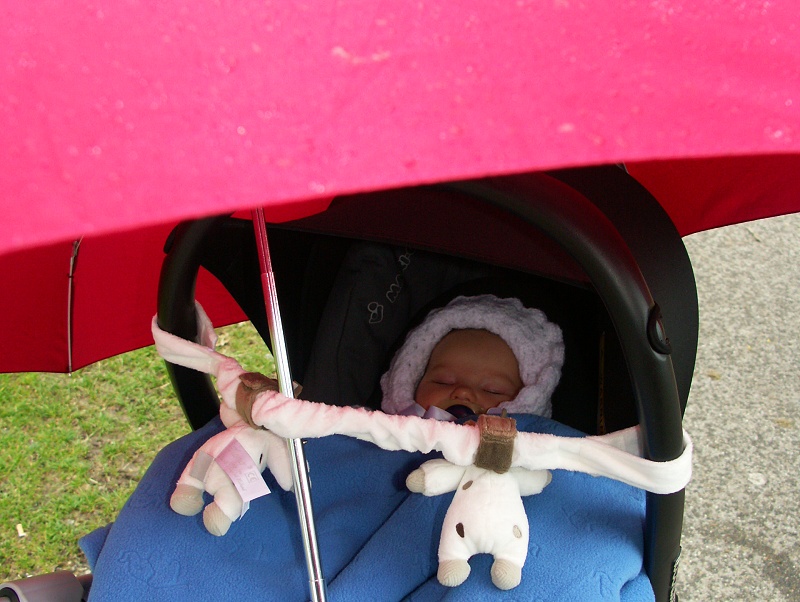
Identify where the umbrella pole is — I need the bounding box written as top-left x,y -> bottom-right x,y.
251,208 -> 327,602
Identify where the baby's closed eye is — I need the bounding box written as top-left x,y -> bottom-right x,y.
426,369 -> 456,386
482,381 -> 516,396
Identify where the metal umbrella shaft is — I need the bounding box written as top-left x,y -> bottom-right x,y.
251,208 -> 327,602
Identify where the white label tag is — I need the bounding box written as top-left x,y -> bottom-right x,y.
215,438 -> 271,518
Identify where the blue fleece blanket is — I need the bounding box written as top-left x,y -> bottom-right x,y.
80,415 -> 654,601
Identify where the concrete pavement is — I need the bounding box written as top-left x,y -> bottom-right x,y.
677,213 -> 800,601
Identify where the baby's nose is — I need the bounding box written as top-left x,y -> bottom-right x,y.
449,385 -> 474,401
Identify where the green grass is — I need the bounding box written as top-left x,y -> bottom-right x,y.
0,322 -> 273,582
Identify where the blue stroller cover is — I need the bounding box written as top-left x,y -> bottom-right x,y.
80,413 -> 654,601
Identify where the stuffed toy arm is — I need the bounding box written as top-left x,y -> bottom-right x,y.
407,460 -> 551,499
406,458 -> 467,495
512,467 -> 552,496
512,426 -> 693,494
239,383 -> 692,494
152,315 -> 481,464
248,392 -> 480,463
170,422 -> 294,536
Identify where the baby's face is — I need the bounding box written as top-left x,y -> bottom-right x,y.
414,329 -> 523,415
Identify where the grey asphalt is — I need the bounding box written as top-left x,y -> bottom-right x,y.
677,213 -> 800,601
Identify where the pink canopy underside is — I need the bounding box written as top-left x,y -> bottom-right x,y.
3,1 -> 799,372
3,1 -> 799,256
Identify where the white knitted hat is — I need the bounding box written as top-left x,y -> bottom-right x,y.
380,294 -> 564,417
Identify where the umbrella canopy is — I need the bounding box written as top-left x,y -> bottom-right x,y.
2,1 -> 799,372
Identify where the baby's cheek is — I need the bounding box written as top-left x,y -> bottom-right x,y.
478,393 -> 511,411
414,383 -> 433,409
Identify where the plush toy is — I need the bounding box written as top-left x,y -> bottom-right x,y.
169,373 -> 295,536
406,414 -> 551,590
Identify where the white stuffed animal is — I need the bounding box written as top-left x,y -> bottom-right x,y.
406,414 -> 551,590
169,373 -> 295,536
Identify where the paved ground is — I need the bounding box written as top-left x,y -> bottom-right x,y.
677,213 -> 800,601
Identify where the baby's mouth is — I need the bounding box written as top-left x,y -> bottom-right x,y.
436,399 -> 485,417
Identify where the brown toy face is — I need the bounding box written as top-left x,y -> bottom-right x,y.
414,329 -> 523,416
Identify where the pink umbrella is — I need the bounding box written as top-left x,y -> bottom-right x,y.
3,1 -> 798,372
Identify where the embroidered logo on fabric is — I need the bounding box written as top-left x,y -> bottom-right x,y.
368,302 -> 384,324
385,250 -> 414,303
366,249 -> 414,324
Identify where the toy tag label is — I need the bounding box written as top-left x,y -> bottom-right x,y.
215,438 -> 271,517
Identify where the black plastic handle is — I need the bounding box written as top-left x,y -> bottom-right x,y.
157,216 -> 230,430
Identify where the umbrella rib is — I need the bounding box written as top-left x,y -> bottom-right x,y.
67,238 -> 82,373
